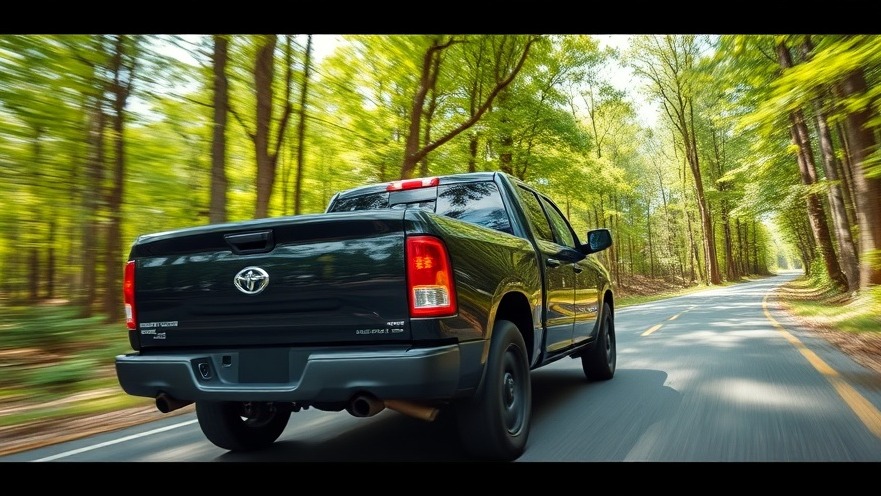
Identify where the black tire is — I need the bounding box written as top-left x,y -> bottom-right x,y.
195,401 -> 291,451
582,302 -> 616,381
455,319 -> 532,461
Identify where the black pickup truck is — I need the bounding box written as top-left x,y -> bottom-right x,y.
115,171 -> 614,460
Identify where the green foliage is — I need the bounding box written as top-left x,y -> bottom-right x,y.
23,358 -> 98,391
0,305 -> 108,351
0,305 -> 131,402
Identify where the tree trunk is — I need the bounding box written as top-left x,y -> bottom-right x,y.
254,35 -> 278,219
468,134 -> 479,172
834,121 -> 859,229
752,220 -> 760,275
80,97 -> 105,317
498,89 -> 514,175
686,137 -> 721,285
722,211 -> 736,281
836,67 -> 881,288
209,35 -> 229,224
710,125 -> 737,282
103,35 -> 133,322
247,35 -> 296,219
293,35 -> 313,215
777,40 -> 847,290
812,102 -> 860,289
611,193 -> 620,286
624,232 -> 631,279
418,48 -> 441,178
801,38 -> 860,290
656,167 -> 684,281
46,218 -> 55,299
686,209 -> 703,284
788,119 -> 847,289
735,219 -> 745,275
28,248 -> 39,301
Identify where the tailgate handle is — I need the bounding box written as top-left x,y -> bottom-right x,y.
225,230 -> 275,254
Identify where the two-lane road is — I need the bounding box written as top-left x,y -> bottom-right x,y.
5,272 -> 881,462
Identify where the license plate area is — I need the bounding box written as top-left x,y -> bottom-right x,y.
239,349 -> 289,383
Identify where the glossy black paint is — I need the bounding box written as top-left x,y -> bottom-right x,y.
131,210 -> 412,349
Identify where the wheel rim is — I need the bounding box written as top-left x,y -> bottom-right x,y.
238,402 -> 277,428
604,317 -> 615,366
501,345 -> 525,435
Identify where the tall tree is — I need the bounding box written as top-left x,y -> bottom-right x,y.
399,35 -> 541,179
293,35 -> 313,215
230,35 -> 296,218
103,35 -> 138,321
631,35 -> 722,285
834,43 -> 881,288
800,37 -> 859,289
776,39 -> 848,290
209,35 -> 229,224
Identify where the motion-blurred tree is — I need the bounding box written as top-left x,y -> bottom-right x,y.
630,35 -> 722,285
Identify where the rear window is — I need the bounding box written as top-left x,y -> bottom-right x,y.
329,181 -> 513,234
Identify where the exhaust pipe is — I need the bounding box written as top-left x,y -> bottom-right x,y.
347,394 -> 386,417
156,393 -> 194,413
384,400 -> 438,422
347,394 -> 439,422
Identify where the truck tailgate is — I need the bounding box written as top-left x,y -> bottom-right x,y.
130,211 -> 411,349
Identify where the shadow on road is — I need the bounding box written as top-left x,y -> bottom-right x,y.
214,366 -> 680,462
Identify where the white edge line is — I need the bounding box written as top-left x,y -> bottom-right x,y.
33,418 -> 199,462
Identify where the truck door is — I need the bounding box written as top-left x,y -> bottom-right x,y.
537,195 -> 599,345
514,186 -> 576,354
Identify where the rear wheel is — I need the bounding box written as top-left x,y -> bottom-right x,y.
196,400 -> 291,451
455,319 -> 531,460
582,302 -> 616,381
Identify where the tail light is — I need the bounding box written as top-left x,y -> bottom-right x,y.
124,260 -> 136,330
387,177 -> 439,191
406,236 -> 457,318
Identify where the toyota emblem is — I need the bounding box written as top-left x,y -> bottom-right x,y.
234,266 -> 269,295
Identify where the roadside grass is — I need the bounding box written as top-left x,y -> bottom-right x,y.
615,273 -> 770,307
617,283 -> 712,307
0,303 -> 150,428
775,276 -> 881,335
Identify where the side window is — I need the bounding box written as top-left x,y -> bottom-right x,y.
516,186 -> 554,243
329,192 -> 389,212
539,195 -> 576,248
436,182 -> 513,234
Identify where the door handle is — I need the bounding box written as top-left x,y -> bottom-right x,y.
546,258 -> 561,268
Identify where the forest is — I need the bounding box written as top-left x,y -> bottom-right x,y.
1,34 -> 879,324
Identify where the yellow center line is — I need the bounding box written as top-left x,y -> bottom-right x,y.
642,307 -> 693,336
641,324 -> 663,336
763,292 -> 881,440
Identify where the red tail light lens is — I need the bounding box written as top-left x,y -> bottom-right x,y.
406,236 -> 457,318
124,260 -> 136,330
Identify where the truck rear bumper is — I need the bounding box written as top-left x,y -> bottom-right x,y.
115,343 -> 473,404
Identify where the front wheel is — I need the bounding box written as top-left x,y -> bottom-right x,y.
582,302 -> 616,381
196,400 -> 291,451
455,319 -> 531,461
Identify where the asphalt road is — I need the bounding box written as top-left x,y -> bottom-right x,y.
4,272 -> 881,462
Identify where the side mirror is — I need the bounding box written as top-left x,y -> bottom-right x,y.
584,228 -> 612,254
